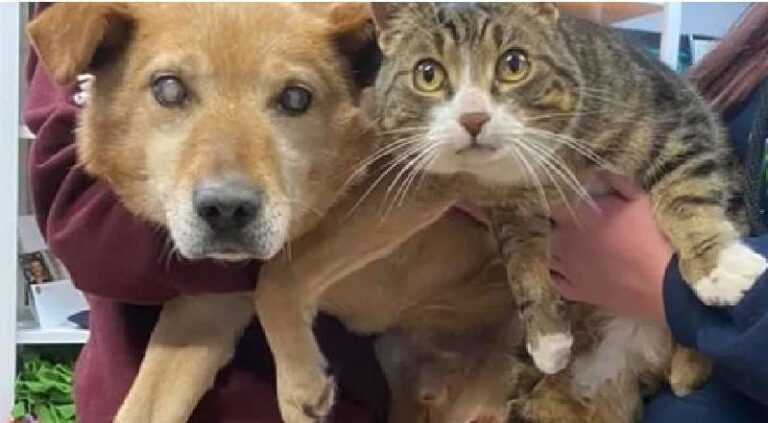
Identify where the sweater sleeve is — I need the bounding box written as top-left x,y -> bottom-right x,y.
664,237 -> 768,405
23,30 -> 260,305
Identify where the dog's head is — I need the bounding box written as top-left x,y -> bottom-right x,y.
28,3 -> 378,260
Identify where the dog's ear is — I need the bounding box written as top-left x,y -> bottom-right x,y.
27,3 -> 132,86
327,3 -> 380,90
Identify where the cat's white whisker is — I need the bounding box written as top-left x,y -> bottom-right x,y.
394,142 -> 447,209
513,138 -> 587,221
343,134 -> 426,190
345,141 -> 430,219
504,137 -> 551,213
520,127 -> 607,168
384,142 -> 434,212
521,138 -> 596,208
378,126 -> 432,136
378,140 -> 440,215
511,137 -> 571,215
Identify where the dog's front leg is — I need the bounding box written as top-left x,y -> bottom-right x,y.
256,278 -> 333,423
115,293 -> 253,423
255,172 -> 457,423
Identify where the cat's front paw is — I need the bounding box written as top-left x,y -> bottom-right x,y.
527,332 -> 573,375
277,370 -> 336,423
692,241 -> 767,306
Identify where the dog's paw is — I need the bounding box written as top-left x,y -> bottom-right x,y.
527,332 -> 573,375
278,371 -> 336,423
692,241 -> 767,306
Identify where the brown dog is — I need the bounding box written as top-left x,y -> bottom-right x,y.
27,3 -> 536,423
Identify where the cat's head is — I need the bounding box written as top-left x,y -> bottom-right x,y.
371,3 -> 586,186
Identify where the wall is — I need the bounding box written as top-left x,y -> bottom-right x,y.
615,2 -> 750,38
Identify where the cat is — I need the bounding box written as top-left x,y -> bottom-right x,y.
369,2 -> 763,396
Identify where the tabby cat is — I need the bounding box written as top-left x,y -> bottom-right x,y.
369,2 -> 765,390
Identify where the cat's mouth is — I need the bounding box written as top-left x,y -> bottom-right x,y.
455,142 -> 502,161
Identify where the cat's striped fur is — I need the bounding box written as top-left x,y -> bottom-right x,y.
370,2 -> 765,419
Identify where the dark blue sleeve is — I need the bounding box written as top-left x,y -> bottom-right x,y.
664,236 -> 768,406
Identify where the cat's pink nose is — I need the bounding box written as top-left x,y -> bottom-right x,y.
459,112 -> 490,138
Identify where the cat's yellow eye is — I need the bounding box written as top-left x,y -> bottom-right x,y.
496,49 -> 531,83
413,59 -> 447,93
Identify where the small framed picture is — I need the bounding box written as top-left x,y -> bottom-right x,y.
19,251 -> 55,285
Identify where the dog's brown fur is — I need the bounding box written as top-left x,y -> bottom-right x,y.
30,3 -> 374,257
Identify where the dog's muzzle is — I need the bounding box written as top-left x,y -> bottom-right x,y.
190,181 -> 274,259
193,183 -> 263,233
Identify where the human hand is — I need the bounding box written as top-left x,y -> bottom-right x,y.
549,173 -> 672,322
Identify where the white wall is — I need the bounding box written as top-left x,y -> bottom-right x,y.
0,3 -> 19,415
616,2 -> 750,38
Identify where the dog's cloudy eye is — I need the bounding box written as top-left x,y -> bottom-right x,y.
152,76 -> 187,107
278,86 -> 312,115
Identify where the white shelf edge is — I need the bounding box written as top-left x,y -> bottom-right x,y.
17,327 -> 89,345
20,124 -> 34,140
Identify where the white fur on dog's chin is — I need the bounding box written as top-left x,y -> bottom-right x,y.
571,317 -> 669,399
528,332 -> 573,374
165,192 -> 290,261
693,241 -> 767,305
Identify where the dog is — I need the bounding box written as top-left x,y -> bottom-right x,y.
28,3 -> 541,423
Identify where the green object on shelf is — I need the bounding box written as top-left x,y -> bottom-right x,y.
12,348 -> 79,423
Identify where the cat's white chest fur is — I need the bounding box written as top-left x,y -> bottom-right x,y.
570,317 -> 670,398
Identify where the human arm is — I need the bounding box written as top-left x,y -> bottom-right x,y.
550,174 -> 768,405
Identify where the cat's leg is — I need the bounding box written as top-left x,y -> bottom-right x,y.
115,293 -> 253,423
512,371 -> 640,423
490,206 -> 572,375
649,173 -> 762,394
510,373 -> 595,423
650,175 -> 765,306
570,316 -> 670,400
255,172 -> 456,423
669,345 -> 712,396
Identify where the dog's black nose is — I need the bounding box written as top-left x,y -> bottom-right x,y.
193,184 -> 263,232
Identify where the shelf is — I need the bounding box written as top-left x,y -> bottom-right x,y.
557,2 -> 663,24
20,124 -> 34,140
17,311 -> 88,344
17,326 -> 89,345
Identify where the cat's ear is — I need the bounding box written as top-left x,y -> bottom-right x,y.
521,2 -> 560,25
495,2 -> 559,26
369,2 -> 409,55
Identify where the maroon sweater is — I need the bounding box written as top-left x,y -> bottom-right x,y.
23,10 -> 388,423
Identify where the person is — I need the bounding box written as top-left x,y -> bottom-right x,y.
550,4 -> 768,422
23,4 -> 389,422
